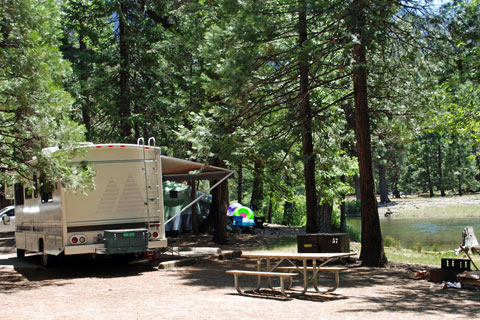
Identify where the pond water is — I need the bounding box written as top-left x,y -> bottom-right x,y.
347,216 -> 480,251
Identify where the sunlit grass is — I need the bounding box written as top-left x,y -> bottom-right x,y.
351,242 -> 480,267
391,204 -> 480,219
247,236 -> 480,269
247,236 -> 297,252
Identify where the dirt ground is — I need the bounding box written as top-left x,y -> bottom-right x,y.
1,196 -> 479,319
1,231 -> 479,320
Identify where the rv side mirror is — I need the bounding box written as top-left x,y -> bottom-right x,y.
2,215 -> 10,225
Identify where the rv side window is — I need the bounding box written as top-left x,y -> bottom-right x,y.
40,179 -> 54,204
14,183 -> 24,205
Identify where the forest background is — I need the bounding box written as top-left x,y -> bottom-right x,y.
1,0 -> 480,266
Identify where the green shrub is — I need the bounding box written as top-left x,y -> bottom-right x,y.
415,242 -> 423,252
346,224 -> 361,242
345,200 -> 361,217
384,235 -> 400,249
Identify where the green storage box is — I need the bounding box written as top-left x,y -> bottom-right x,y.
104,228 -> 148,254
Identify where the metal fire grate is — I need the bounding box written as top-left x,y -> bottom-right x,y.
441,258 -> 471,271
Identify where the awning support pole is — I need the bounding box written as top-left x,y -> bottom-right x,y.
166,170 -> 235,221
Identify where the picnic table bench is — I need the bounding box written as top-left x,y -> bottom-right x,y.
226,251 -> 356,297
226,270 -> 299,296
275,266 -> 347,290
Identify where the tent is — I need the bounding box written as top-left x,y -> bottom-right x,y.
160,156 -> 234,234
163,181 -> 211,233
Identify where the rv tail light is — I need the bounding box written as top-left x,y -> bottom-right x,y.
70,234 -> 87,245
152,232 -> 159,238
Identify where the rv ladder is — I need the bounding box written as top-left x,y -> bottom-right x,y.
138,137 -> 161,230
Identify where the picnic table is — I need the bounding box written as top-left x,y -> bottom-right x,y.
227,251 -> 357,297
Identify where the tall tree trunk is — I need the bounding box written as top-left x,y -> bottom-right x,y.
213,177 -> 228,244
119,5 -> 131,139
298,0 -> 318,233
282,175 -> 294,225
340,176 -> 347,232
379,162 -> 390,204
351,0 -> 387,267
191,181 -> 199,235
201,159 -> 228,244
199,179 -> 217,234
282,200 -> 295,226
317,196 -> 333,233
473,145 -> 480,184
423,141 -> 434,197
250,159 -> 264,213
237,163 -> 243,203
267,188 -> 273,223
437,138 -> 445,197
457,143 -> 463,196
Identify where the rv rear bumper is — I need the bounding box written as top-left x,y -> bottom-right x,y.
64,239 -> 168,255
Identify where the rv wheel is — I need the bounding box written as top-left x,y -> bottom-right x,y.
16,249 -> 25,258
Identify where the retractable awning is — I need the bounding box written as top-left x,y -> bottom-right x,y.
159,155 -> 235,219
160,155 -> 234,182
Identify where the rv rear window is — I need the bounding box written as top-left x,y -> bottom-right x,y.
14,183 -> 24,206
40,178 -> 54,204
33,174 -> 38,198
25,187 -> 32,199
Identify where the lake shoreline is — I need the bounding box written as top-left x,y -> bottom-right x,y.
377,194 -> 480,219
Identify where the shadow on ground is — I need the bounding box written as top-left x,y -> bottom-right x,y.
0,253 -> 162,293
174,257 -> 480,315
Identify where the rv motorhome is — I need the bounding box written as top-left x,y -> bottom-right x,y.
13,139 -> 233,266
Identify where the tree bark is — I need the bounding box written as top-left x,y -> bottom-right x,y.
379,162 -> 390,204
423,141 -> 434,197
200,159 -> 229,244
213,177 -> 228,244
191,181 -> 199,235
237,163 -> 243,203
199,179 -> 217,234
318,199 -> 333,233
351,0 -> 387,267
437,137 -> 445,197
250,159 -> 264,213
340,176 -> 347,232
457,143 -> 463,196
267,188 -> 273,223
473,145 -> 480,183
282,200 -> 295,226
298,0 -> 318,233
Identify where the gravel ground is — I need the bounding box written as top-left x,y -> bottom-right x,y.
1,196 -> 479,319
1,235 -> 479,320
